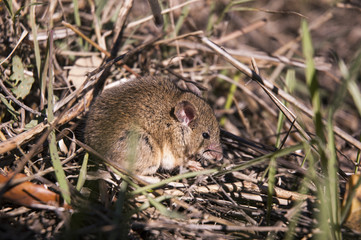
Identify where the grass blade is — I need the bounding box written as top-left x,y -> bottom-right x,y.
76,152 -> 89,191
47,30 -> 71,204
30,0 -> 41,81
302,19 -> 341,239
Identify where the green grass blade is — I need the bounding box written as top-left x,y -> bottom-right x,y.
76,152 -> 89,191
339,49 -> 361,116
270,66 -> 295,225
270,70 -> 296,218
0,93 -> 19,120
275,69 -> 296,147
72,0 -> 83,46
205,1 -> 216,34
3,0 -> 13,18
73,0 -> 81,26
133,195 -> 174,213
348,81 -> 361,116
146,194 -> 185,219
285,143 -> 315,240
220,74 -> 239,126
301,20 -> 324,143
174,4 -> 189,35
109,181 -> 129,240
266,157 -> 276,224
356,135 -> 361,173
131,169 -> 217,195
30,0 -> 41,81
108,166 -> 185,220
48,131 -> 71,203
47,32 -> 71,204
302,19 -> 342,240
326,113 -> 341,238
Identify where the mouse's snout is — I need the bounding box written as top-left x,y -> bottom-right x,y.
203,143 -> 223,161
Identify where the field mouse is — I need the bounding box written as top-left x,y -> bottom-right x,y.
84,76 -> 222,175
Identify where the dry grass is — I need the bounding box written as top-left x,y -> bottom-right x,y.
1,0 -> 361,239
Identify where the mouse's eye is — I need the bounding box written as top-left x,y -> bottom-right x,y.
202,132 -> 210,139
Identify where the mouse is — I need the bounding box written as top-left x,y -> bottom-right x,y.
84,75 -> 222,175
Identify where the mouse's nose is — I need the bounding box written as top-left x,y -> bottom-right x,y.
204,143 -> 223,161
210,150 -> 223,161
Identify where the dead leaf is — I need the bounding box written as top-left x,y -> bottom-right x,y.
0,173 -> 71,209
9,55 -> 35,99
68,56 -> 102,90
10,55 -> 23,85
342,174 -> 361,232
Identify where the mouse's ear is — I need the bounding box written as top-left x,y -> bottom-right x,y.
175,101 -> 197,126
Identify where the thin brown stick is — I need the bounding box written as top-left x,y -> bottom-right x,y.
166,39 -> 330,71
155,30 -> 204,45
62,21 -> 110,57
112,0 -> 134,45
0,30 -> 28,66
214,19 -> 267,45
131,221 -> 289,232
62,21 -> 136,76
127,0 -> 200,28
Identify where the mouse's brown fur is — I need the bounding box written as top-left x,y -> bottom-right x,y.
84,76 -> 222,175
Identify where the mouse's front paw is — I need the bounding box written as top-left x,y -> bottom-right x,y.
186,160 -> 204,171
